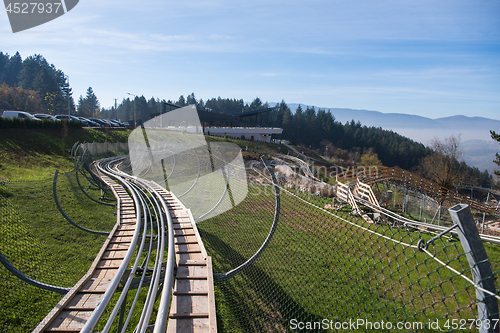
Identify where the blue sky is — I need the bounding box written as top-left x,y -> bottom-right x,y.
1,0 -> 499,120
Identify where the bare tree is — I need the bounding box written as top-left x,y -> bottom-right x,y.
419,135 -> 464,189
492,130 -> 500,177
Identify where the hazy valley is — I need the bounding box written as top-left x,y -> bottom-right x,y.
284,103 -> 500,176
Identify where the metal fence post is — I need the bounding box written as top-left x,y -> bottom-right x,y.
449,204 -> 499,333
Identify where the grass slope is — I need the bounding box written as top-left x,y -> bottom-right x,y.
0,172 -> 116,332
198,186 -> 500,332
0,127 -> 131,180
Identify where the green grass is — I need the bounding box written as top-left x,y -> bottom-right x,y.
197,184 -> 500,332
0,128 -> 132,331
0,171 -> 117,332
1,128 -> 499,332
0,127 -> 131,181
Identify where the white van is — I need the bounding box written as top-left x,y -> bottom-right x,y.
1,110 -> 41,120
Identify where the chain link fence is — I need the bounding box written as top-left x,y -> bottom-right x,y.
374,182 -> 500,238
197,159 -> 500,332
2,145 -> 500,332
0,159 -> 117,331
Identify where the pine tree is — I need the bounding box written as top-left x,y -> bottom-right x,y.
177,95 -> 186,107
186,92 -> 196,105
491,130 -> 500,177
5,51 -> 22,86
18,54 -> 70,114
77,87 -> 100,117
135,95 -> 148,123
0,52 -> 9,84
248,97 -> 263,110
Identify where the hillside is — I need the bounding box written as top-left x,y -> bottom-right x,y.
285,104 -> 500,142
0,128 -> 131,180
285,103 -> 500,175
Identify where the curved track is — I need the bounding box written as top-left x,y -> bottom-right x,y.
33,156 -> 216,333
334,174 -> 500,244
338,166 -> 499,215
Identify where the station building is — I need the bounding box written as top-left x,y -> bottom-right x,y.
150,103 -> 283,143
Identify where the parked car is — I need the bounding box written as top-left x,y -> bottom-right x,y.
102,119 -> 119,127
89,118 -> 108,127
34,114 -> 59,121
2,110 -> 41,120
107,119 -> 123,127
100,119 -> 114,127
55,115 -> 82,122
77,117 -> 100,127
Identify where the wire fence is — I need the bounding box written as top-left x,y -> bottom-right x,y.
0,168 -> 117,332
373,182 -> 500,238
2,142 -> 500,332
197,161 -> 500,332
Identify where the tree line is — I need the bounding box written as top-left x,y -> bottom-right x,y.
1,50 -> 497,188
0,51 -> 74,114
0,51 -> 103,117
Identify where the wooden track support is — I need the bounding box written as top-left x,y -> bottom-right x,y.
33,175 -> 136,333
150,183 -> 217,333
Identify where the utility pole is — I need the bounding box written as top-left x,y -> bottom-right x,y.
65,75 -> 70,116
127,93 -> 136,128
114,99 -> 118,120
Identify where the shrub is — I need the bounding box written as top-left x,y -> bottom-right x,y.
0,117 -> 82,129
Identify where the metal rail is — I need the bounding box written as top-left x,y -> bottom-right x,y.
80,156 -> 176,332
52,169 -> 110,235
73,145 -> 117,206
214,156 -> 280,281
34,155 -> 178,332
352,187 -> 500,245
0,251 -> 70,295
338,166 -> 498,215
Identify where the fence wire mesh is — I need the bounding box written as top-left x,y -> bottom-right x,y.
0,168 -> 117,332
197,160 -> 500,332
374,182 -> 500,238
1,143 -> 500,332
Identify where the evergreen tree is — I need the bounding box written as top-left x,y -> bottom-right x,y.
293,105 -> 303,144
204,97 -> 244,114
18,54 -> 69,114
77,87 -> 100,117
491,130 -> 500,177
275,100 -> 291,128
248,97 -> 263,111
186,92 -> 196,105
135,95 -> 148,122
59,73 -> 74,115
147,97 -> 160,117
5,51 -> 22,87
0,52 -> 9,84
196,98 -> 205,111
117,98 -> 133,122
177,95 -> 186,107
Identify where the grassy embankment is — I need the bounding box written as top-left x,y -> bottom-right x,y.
3,129 -> 498,332
0,127 -> 131,180
0,127 -> 130,331
198,186 -> 500,332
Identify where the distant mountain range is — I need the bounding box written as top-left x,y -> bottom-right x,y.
280,103 -> 500,175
